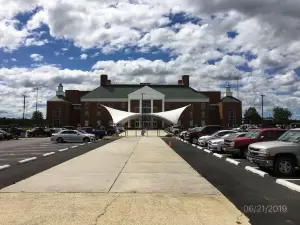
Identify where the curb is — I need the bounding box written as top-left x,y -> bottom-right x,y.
245,166 -> 270,177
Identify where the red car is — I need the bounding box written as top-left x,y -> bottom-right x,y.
222,128 -> 287,158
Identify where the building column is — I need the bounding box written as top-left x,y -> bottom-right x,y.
139,98 -> 142,128
162,98 -> 165,128
128,99 -> 131,128
151,99 -> 153,129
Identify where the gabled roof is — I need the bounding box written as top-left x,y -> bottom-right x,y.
47,96 -> 71,102
220,96 -> 241,103
81,85 -> 209,99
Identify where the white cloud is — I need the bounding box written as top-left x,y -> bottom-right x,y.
11,58 -> 17,62
69,57 -> 74,60
80,54 -> 88,60
30,53 -> 44,62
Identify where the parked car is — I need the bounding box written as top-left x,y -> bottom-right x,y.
27,127 -> 52,137
180,127 -> 197,139
223,128 -> 287,158
80,127 -> 107,139
185,125 -> 223,144
198,130 -> 237,146
0,132 -> 5,140
0,129 -> 14,140
50,129 -> 96,143
247,129 -> 300,176
208,132 -> 247,152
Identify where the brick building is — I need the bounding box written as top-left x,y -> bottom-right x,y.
47,75 -> 242,129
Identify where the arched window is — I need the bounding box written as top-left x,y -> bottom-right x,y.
228,108 -> 236,127
201,111 -> 205,119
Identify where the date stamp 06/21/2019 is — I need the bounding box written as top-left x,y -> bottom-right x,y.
243,205 -> 288,214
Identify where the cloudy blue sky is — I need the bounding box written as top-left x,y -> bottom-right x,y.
1,0 -> 300,119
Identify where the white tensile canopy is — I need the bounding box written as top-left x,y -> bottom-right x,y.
101,104 -> 191,125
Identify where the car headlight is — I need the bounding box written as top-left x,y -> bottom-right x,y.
229,141 -> 235,147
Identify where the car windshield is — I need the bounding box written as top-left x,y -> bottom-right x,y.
245,130 -> 261,139
278,130 -> 300,142
226,133 -> 240,139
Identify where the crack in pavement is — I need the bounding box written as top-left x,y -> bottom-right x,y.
94,194 -> 121,225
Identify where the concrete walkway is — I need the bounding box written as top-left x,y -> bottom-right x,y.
0,137 -> 250,225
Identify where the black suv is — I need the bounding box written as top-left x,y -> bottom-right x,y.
186,125 -> 223,143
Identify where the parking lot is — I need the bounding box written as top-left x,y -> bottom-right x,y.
0,138 -> 98,168
176,137 -> 300,192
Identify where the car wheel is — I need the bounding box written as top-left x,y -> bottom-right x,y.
192,137 -> 198,144
56,137 -> 63,143
243,148 -> 249,158
274,156 -> 296,176
83,137 -> 90,143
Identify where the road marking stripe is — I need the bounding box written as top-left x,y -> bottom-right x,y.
226,158 -> 240,166
19,157 -> 37,164
213,153 -> 223,158
43,152 -> 55,157
192,144 -> 196,147
79,143 -> 85,146
204,149 -> 212,153
58,148 -> 68,152
276,179 -> 300,192
88,142 -> 92,144
245,166 -> 268,177
0,164 -> 10,170
71,146 -> 78,148
197,146 -> 203,150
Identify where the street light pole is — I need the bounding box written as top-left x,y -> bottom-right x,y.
35,87 -> 39,112
261,94 -> 265,128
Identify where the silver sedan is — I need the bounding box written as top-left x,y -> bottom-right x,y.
50,130 -> 96,143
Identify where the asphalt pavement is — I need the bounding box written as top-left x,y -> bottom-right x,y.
162,137 -> 300,225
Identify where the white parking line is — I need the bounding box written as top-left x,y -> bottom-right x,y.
213,153 -> 223,158
88,142 -> 92,144
192,144 -> 196,147
19,157 -> 37,164
71,146 -> 78,148
245,166 -> 269,177
79,143 -> 85,146
226,158 -> 240,166
276,179 -> 300,192
0,164 -> 10,170
204,149 -> 212,153
43,152 -> 55,157
197,146 -> 203,150
58,148 -> 68,152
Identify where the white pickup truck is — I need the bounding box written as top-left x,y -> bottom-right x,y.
247,129 -> 300,176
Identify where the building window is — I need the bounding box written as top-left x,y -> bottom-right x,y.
109,120 -> 113,125
189,111 -> 193,118
108,103 -> 113,107
84,120 -> 89,126
85,102 -> 89,109
97,120 -> 101,126
201,103 -> 205,110
228,108 -> 236,127
165,103 -> 170,110
53,108 -> 60,127
189,120 -> 193,127
85,111 -> 89,117
201,111 -> 205,119
97,103 -> 101,109
73,105 -> 81,110
190,104 -> 193,109
121,102 -> 125,109
97,111 -> 101,117
201,120 -> 206,126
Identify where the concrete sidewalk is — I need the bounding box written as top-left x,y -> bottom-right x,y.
0,137 -> 250,225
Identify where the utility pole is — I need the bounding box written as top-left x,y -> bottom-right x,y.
22,95 -> 27,125
35,87 -> 39,112
261,94 -> 265,128
141,93 -> 144,128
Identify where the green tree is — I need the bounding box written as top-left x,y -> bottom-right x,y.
273,107 -> 292,125
31,110 -> 44,121
244,107 -> 262,124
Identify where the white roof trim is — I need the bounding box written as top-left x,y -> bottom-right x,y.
128,86 -> 165,99
82,98 -> 209,102
101,104 -> 191,125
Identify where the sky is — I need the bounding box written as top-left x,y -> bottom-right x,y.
1,0 -> 300,119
